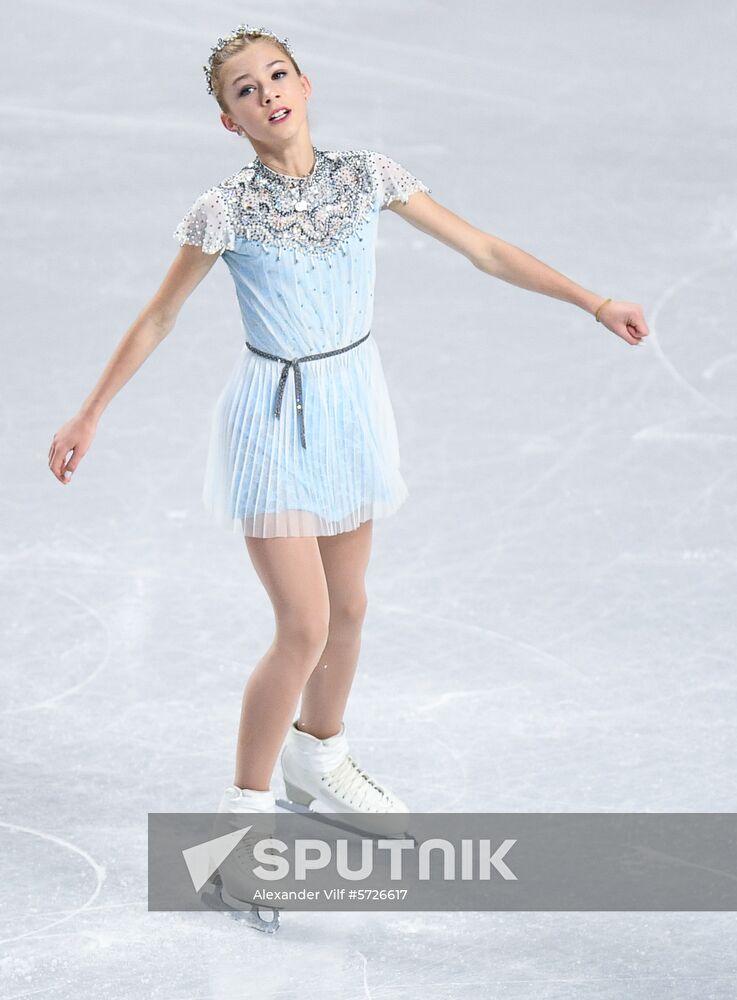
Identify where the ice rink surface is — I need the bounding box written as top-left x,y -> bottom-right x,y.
3,0 -> 737,996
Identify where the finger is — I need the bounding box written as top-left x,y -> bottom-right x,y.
630,308 -> 649,338
50,453 -> 65,480
618,325 -> 639,345
636,308 -> 650,337
54,449 -> 69,483
60,450 -> 73,483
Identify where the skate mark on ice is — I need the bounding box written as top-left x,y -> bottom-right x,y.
355,949 -> 374,999
376,601 -> 593,687
0,821 -> 106,946
2,586 -> 112,715
640,255 -> 736,419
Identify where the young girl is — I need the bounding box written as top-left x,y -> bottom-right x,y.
48,22 -> 648,858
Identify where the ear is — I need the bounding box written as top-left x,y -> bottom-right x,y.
220,112 -> 239,135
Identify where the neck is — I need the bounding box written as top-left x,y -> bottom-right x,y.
251,133 -> 317,178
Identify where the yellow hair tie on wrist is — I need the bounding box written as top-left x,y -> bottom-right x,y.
595,297 -> 612,322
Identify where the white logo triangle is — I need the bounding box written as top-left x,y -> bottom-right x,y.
182,825 -> 253,892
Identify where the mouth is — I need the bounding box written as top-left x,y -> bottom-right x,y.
268,108 -> 291,124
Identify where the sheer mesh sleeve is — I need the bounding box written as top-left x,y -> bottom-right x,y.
367,150 -> 431,210
172,186 -> 237,255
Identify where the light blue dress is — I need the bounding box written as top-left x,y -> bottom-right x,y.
173,147 -> 430,537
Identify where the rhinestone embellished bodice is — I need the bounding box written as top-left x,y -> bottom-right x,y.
173,147 -> 430,260
219,148 -> 376,257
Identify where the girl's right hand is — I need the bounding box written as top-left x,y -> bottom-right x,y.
48,414 -> 97,485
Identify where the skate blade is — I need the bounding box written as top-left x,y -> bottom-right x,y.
199,876 -> 281,934
275,796 -> 416,843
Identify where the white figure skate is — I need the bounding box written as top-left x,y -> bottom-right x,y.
199,785 -> 283,933
278,721 -> 411,838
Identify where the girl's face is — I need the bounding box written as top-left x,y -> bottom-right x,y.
219,41 -> 311,144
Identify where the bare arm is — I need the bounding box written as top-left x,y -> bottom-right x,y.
48,244 -> 221,484
387,192 -> 649,345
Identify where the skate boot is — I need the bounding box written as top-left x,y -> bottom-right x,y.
279,721 -> 410,837
200,785 -> 282,933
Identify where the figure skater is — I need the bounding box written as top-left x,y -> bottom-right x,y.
47,24 -> 649,925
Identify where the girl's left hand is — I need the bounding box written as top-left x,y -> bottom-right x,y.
596,299 -> 650,346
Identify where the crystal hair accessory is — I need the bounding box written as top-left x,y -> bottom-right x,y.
203,24 -> 295,95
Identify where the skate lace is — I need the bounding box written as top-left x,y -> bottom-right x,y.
323,754 -> 392,810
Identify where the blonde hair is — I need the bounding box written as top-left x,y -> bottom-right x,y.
208,31 -> 303,114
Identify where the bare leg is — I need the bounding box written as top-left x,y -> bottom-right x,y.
233,534 -> 330,791
297,518 -> 373,739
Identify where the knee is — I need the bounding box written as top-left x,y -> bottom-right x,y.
329,592 -> 368,631
276,614 -> 330,659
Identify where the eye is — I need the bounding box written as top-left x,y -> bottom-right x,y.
239,70 -> 287,97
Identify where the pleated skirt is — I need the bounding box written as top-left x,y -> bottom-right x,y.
202,333 -> 409,537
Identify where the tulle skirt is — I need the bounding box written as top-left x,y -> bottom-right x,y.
202,333 -> 409,537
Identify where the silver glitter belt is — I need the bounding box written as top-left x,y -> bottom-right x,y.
245,330 -> 371,449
